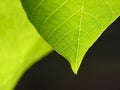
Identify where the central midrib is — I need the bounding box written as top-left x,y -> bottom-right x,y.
75,0 -> 84,70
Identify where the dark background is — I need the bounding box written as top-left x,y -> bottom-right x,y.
15,17 -> 120,90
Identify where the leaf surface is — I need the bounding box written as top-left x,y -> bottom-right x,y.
0,0 -> 52,90
21,0 -> 120,74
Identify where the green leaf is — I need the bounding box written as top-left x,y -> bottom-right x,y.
0,0 -> 52,90
21,0 -> 120,74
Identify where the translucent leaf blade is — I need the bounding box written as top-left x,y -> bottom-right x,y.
21,0 -> 120,74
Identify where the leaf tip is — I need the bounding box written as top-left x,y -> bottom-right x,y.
71,63 -> 80,75
69,57 -> 84,74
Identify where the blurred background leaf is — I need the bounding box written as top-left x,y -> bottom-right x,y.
0,0 -> 52,90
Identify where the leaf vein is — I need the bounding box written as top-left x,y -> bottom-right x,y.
83,11 -> 103,29
75,0 -> 84,69
47,8 -> 82,39
41,0 -> 69,25
30,0 -> 44,18
104,0 -> 114,22
54,27 -> 79,47
80,30 -> 92,41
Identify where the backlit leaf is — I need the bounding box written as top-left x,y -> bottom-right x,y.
21,0 -> 120,74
